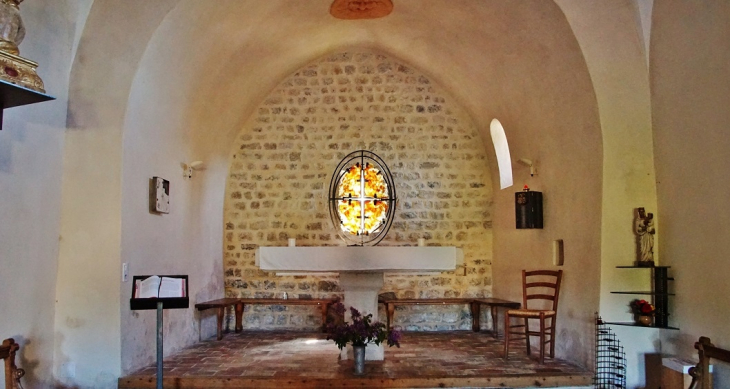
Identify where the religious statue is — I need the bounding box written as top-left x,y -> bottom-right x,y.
0,0 -> 47,93
0,0 -> 24,56
634,207 -> 655,266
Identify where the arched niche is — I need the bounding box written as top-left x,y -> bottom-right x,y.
223,49 -> 495,331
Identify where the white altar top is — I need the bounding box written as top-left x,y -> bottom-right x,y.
255,246 -> 463,273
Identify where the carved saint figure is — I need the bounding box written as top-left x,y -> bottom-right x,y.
635,207 -> 655,264
330,0 -> 393,20
0,0 -> 24,56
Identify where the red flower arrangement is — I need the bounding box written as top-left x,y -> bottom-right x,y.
631,299 -> 655,315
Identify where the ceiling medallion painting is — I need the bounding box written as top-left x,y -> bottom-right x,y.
330,0 -> 393,20
329,150 -> 397,246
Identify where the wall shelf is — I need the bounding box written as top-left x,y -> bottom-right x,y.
0,79 -> 55,130
609,266 -> 678,330
610,291 -> 675,296
602,321 -> 679,330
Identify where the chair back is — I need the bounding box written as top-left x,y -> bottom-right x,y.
1,338 -> 25,389
522,270 -> 562,312
689,336 -> 730,389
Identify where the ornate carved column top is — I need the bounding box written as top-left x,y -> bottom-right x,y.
330,0 -> 393,20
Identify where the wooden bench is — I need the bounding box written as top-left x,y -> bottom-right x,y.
195,298 -> 244,341
195,298 -> 337,340
379,298 -> 520,337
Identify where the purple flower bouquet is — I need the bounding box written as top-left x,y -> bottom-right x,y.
326,302 -> 401,349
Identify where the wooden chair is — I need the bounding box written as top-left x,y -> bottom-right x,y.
503,269 -> 562,364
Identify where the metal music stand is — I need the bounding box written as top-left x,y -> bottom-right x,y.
130,275 -> 189,389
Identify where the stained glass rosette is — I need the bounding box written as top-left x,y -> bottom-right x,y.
329,150 -> 397,246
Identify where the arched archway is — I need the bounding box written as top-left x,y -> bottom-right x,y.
59,0 -> 652,382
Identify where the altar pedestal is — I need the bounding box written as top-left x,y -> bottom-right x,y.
256,246 -> 463,361
339,272 -> 384,360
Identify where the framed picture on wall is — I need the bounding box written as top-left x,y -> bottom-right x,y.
150,176 -> 170,214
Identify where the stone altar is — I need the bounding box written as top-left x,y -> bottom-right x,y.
256,246 -> 463,360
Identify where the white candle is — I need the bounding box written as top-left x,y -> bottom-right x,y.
288,238 -> 296,247
417,238 -> 425,247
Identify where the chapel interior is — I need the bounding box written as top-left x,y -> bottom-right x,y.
1,1 -> 729,388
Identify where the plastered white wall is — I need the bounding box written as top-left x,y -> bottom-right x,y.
485,18 -> 603,371
55,1 -> 180,387
652,1 -> 730,387
555,1 -> 660,387
0,1 -> 76,388
70,0 -> 93,65
119,11 -> 228,368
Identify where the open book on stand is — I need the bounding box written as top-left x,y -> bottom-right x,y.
130,275 -> 189,310
134,275 -> 186,298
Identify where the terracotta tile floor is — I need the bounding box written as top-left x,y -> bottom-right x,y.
120,331 -> 592,388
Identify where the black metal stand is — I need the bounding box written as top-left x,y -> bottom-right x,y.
156,301 -> 163,389
130,275 -> 190,389
608,266 -> 677,329
594,314 -> 626,389
653,266 -> 669,327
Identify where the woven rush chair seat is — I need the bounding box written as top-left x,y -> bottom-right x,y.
504,269 -> 562,364
505,309 -> 556,317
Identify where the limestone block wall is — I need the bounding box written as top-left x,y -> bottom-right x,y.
223,50 -> 495,332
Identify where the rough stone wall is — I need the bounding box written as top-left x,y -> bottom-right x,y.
223,50 -> 494,332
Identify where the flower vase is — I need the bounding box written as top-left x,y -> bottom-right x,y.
353,345 -> 366,375
637,315 -> 653,326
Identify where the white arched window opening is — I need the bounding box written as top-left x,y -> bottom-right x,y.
489,118 -> 513,189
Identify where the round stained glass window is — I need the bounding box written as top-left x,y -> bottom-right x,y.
328,150 -> 397,246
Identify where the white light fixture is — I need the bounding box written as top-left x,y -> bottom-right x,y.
517,158 -> 536,176
181,161 -> 205,179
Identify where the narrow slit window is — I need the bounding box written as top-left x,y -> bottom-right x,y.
489,118 -> 513,189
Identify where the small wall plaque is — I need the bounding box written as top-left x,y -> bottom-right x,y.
150,177 -> 169,214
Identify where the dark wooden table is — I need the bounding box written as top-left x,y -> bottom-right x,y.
471,298 -> 522,337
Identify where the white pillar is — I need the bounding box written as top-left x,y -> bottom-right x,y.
339,272 -> 385,360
